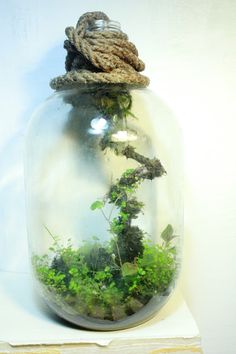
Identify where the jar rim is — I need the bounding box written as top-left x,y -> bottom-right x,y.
88,19 -> 121,32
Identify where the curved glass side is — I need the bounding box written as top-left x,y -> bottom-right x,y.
25,85 -> 183,330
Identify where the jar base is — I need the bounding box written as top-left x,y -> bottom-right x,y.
43,293 -> 172,331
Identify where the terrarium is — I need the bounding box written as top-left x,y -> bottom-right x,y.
25,12 -> 183,330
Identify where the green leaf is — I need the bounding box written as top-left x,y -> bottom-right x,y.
122,168 -> 135,177
90,200 -> 104,211
161,224 -> 174,243
168,246 -> 177,254
121,262 -> 138,276
127,111 -> 138,119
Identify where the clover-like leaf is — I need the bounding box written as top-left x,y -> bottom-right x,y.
90,200 -> 104,211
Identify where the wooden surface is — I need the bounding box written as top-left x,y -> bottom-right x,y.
0,341 -> 203,354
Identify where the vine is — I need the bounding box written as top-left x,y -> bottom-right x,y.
91,87 -> 166,264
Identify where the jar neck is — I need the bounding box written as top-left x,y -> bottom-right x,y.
88,19 -> 121,33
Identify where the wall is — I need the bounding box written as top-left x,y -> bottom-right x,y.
0,1 -> 235,353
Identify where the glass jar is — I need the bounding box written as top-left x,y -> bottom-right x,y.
25,20 -> 183,331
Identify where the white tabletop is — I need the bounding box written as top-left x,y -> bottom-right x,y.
0,271 -> 200,347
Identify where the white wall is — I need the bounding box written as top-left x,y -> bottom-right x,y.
0,1 -> 236,353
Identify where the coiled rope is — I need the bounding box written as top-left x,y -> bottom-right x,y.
50,11 -> 149,90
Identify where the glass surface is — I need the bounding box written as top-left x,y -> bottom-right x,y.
89,20 -> 121,32
25,84 -> 183,330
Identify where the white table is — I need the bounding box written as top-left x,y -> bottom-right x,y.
0,271 -> 202,353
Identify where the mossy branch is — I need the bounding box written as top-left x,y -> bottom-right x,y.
90,89 -> 167,263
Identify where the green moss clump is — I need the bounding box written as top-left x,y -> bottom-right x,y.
33,225 -> 177,321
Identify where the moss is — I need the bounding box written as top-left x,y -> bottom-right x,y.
33,225 -> 177,321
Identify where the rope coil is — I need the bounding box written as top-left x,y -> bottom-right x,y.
50,11 -> 149,90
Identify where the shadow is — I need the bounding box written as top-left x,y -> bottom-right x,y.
32,288 -> 82,330
0,271 -> 83,330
